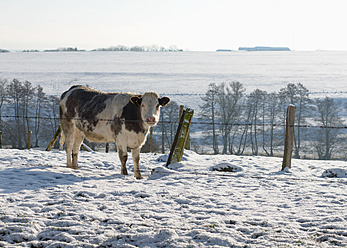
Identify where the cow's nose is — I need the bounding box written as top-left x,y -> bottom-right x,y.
146,117 -> 156,124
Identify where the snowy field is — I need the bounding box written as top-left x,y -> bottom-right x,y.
0,148 -> 347,247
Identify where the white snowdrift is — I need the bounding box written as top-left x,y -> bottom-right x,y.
0,149 -> 346,247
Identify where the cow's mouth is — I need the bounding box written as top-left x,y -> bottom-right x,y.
146,121 -> 157,126
145,117 -> 157,126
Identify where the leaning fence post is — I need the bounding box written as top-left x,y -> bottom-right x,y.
81,143 -> 93,152
46,124 -> 62,151
28,130 -> 32,149
179,105 -> 184,119
178,105 -> 190,150
166,108 -> 194,167
282,105 -> 296,170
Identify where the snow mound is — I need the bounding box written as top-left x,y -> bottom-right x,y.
321,168 -> 347,178
149,166 -> 177,179
181,150 -> 200,162
156,154 -> 168,162
210,163 -> 243,172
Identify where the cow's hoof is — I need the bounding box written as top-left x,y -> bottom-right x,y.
121,169 -> 128,175
134,171 -> 142,179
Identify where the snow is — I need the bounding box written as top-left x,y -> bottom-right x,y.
0,148 -> 347,247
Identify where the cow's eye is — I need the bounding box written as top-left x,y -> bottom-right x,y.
141,104 -> 145,108
156,104 -> 160,109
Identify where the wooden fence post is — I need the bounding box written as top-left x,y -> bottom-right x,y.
81,143 -> 93,152
149,127 -> 153,152
166,108 -> 194,167
28,130 -> 32,149
179,105 -> 184,119
178,105 -> 190,150
0,131 -> 2,149
105,143 -> 109,153
46,124 -> 62,151
282,105 -> 296,170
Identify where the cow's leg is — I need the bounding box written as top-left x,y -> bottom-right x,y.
65,138 -> 73,169
71,130 -> 84,170
62,126 -> 75,169
132,148 -> 142,179
117,145 -> 128,175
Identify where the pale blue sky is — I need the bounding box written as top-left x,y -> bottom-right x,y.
1,0 -> 346,51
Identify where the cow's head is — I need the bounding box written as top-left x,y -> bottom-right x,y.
131,92 -> 170,126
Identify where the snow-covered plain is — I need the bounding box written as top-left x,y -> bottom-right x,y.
0,148 -> 346,247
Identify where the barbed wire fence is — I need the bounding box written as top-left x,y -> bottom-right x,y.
1,115 -> 347,129
1,113 -> 346,160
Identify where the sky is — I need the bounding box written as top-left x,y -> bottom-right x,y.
1,0 -> 347,51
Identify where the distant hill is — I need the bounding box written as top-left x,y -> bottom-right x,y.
239,46 -> 290,51
0,49 -> 10,53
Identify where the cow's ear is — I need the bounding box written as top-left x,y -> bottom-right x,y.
159,97 -> 170,106
130,96 -> 142,106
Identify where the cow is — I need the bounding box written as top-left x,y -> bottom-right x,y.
59,85 -> 170,179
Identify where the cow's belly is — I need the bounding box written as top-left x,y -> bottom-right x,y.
84,132 -> 115,143
119,130 -> 148,149
80,124 -> 115,143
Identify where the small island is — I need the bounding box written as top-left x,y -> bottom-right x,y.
238,46 -> 290,51
216,49 -> 232,52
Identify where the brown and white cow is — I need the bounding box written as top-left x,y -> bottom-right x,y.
59,85 -> 170,179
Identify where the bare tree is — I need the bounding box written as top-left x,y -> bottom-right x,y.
0,78 -> 8,131
279,83 -> 311,158
235,103 -> 252,155
200,83 -> 219,154
248,89 -> 267,155
21,81 -> 36,147
6,79 -> 25,148
314,97 -> 344,160
226,82 -> 245,154
262,92 -> 281,156
215,83 -> 230,154
159,100 -> 179,153
33,85 -> 46,147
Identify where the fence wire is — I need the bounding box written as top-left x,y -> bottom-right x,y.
1,115 -> 347,129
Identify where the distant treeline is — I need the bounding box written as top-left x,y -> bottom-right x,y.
1,45 -> 183,53
43,47 -> 86,52
92,44 -> 183,52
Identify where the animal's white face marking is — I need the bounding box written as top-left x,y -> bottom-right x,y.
140,93 -> 161,126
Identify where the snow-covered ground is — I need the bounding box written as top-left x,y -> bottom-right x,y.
0,148 -> 346,247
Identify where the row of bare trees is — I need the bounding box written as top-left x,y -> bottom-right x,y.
200,82 -> 346,160
0,79 -> 60,149
0,78 -> 181,152
1,78 -> 345,160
